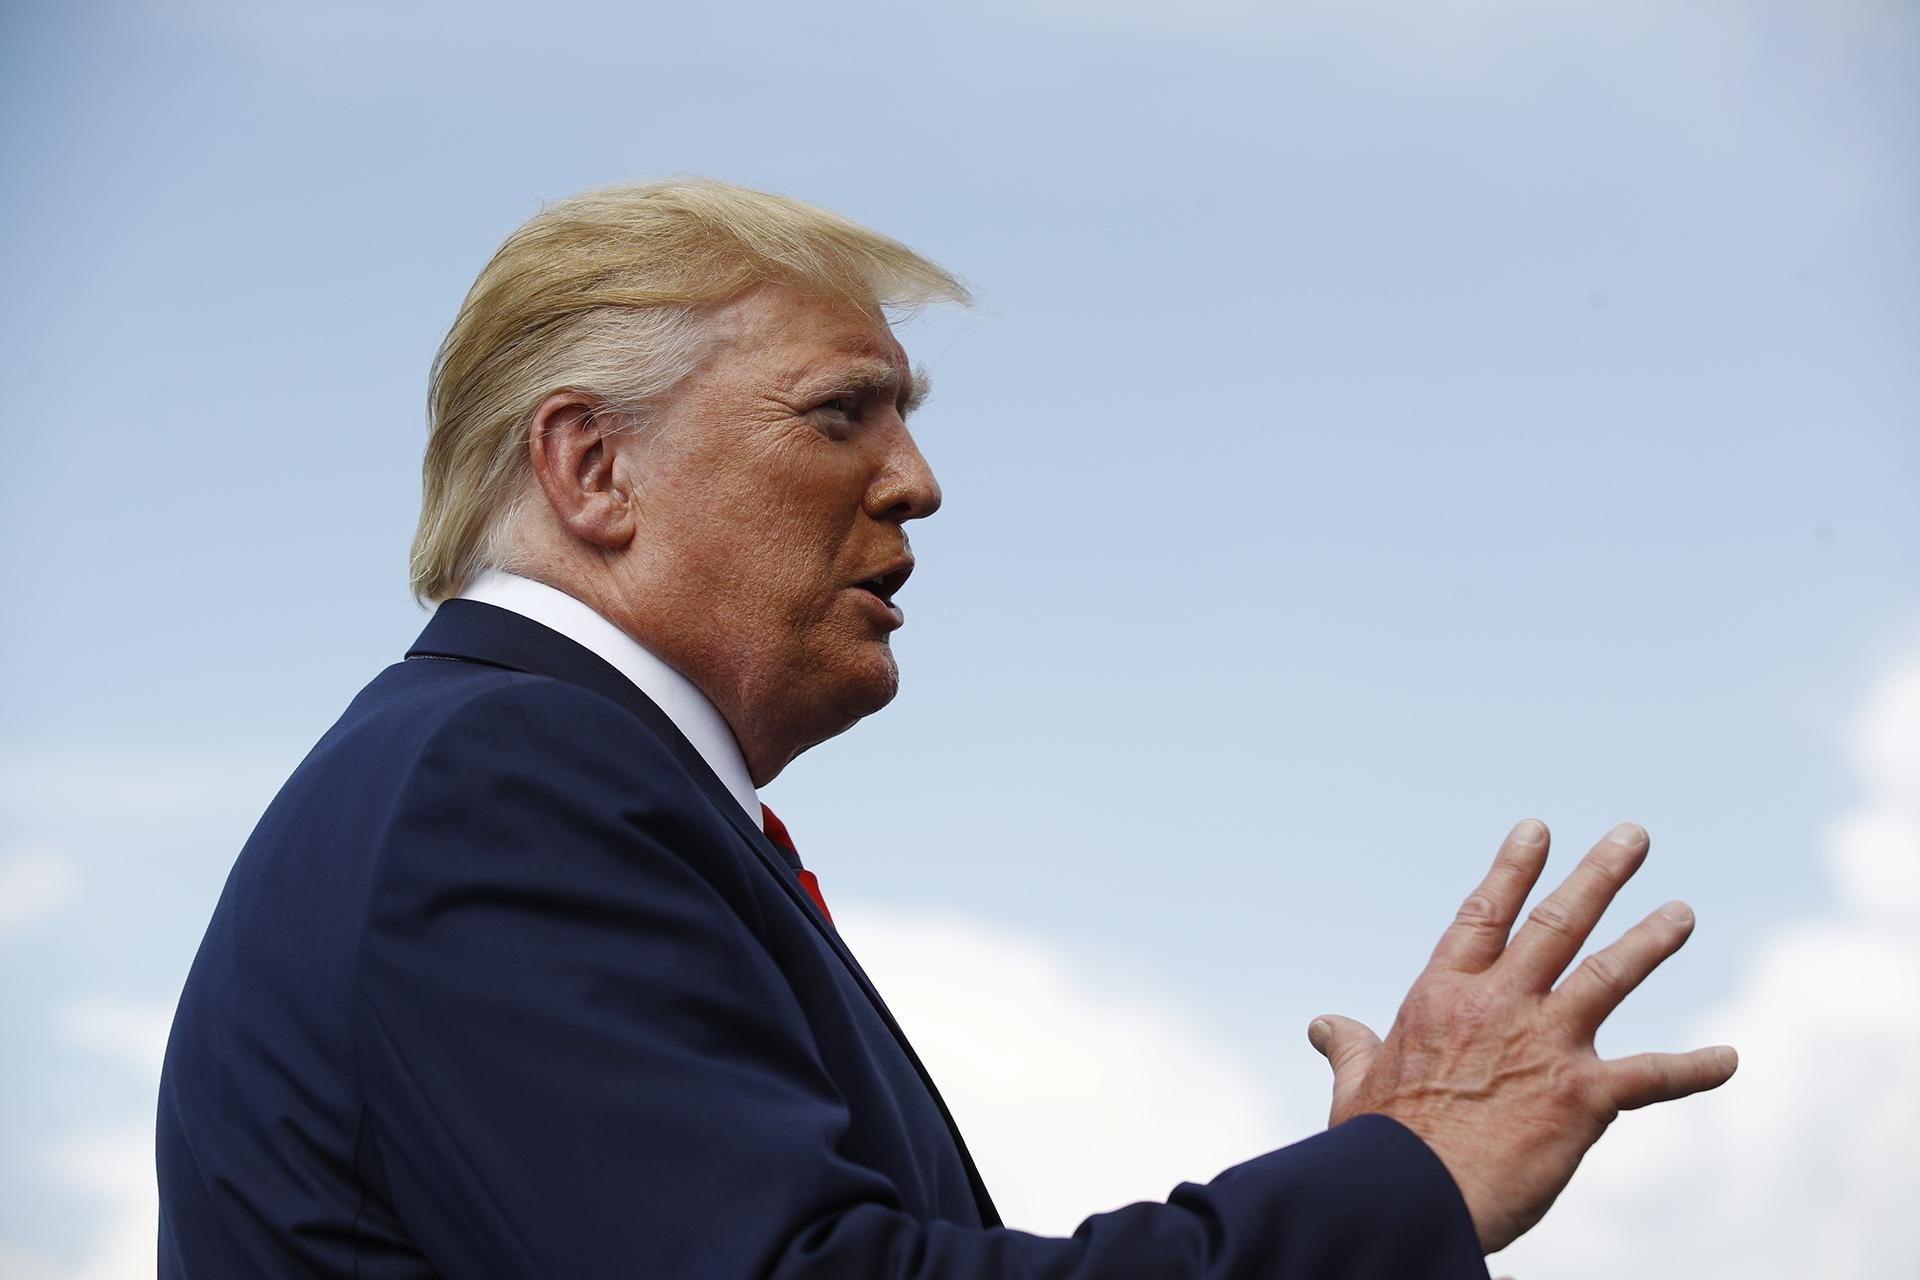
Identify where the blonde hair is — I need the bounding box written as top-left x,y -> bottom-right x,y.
409,178 -> 971,603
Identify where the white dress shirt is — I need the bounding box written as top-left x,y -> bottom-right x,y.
455,570 -> 763,826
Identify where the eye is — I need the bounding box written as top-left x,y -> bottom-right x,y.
809,395 -> 861,438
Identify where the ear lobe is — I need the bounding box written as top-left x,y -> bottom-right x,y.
528,392 -> 637,551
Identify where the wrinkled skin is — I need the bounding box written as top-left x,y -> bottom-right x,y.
1310,819 -> 1739,1255
516,284 -> 941,785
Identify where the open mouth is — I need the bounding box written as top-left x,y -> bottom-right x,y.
854,563 -> 913,604
851,561 -> 913,626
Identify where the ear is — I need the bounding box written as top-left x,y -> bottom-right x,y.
527,391 -> 637,550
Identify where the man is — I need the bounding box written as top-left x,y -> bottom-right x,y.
157,179 -> 1737,1277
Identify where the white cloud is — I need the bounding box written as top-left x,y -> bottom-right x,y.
19,649 -> 1920,1270
850,651 -> 1920,1266
0,750 -> 292,829
0,1245 -> 66,1280
21,916 -> 1293,1270
58,999 -> 174,1080
1495,654 -> 1920,1277
43,1127 -> 159,1280
23,1000 -> 176,1280
0,851 -> 79,937
833,904 -> 1302,1234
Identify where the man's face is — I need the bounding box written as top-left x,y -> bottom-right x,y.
604,285 -> 941,782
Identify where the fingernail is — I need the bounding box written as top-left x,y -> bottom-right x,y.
1511,818 -> 1546,846
1608,821 -> 1646,846
1714,1045 -> 1739,1072
1308,1019 -> 1331,1049
1659,900 -> 1694,925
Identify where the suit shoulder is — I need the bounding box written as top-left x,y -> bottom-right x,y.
328,659 -> 676,775
274,663 -> 709,876
418,668 -> 681,775
358,665 -> 764,934
362,664 -> 728,857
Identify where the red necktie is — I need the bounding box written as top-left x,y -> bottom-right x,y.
761,803 -> 833,926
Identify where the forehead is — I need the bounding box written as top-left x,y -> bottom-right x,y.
709,285 -> 909,384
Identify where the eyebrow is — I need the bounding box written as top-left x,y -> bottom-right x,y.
905,364 -> 932,415
813,360 -> 933,415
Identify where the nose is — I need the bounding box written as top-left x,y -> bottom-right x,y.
865,421 -> 943,523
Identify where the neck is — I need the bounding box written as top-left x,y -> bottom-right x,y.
496,553 -> 817,787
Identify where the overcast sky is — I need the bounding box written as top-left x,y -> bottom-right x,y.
2,0 -> 1916,1275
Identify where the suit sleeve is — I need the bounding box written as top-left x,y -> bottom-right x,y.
355,678 -> 1488,1280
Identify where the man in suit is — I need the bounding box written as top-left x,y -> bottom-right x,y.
157,179 -> 1737,1277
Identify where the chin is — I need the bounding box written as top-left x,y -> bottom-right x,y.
835,644 -> 901,722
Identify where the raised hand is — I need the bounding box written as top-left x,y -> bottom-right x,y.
1307,819 -> 1738,1255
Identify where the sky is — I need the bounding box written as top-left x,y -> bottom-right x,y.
1,0 -> 1916,1274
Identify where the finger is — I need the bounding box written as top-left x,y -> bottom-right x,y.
1604,1045 -> 1739,1111
1309,1014 -> 1383,1125
1308,1014 -> 1382,1080
1426,819 -> 1553,973
1500,821 -> 1650,989
1308,1014 -> 1381,1089
1552,899 -> 1696,1034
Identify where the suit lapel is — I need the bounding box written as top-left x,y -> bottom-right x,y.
406,600 -> 1001,1226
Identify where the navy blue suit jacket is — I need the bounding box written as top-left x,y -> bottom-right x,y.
157,599 -> 1488,1278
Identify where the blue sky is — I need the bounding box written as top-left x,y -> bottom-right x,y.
2,0 -> 1916,1274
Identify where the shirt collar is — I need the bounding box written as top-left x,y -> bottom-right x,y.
455,570 -> 762,827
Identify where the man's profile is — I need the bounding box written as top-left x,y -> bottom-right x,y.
156,179 -> 1736,1277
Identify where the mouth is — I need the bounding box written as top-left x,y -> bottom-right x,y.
850,558 -> 913,628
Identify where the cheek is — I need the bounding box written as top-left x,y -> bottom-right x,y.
643,431 -> 832,591
664,443 -> 868,626
759,511 -> 863,616
669,505 -> 827,613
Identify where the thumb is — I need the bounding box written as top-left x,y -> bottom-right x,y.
1307,1014 -> 1382,1086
